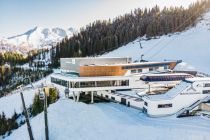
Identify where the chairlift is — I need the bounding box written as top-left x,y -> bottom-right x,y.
39,91 -> 45,100
137,39 -> 143,49
140,54 -> 148,62
65,88 -> 70,98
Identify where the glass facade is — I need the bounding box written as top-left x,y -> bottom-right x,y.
140,74 -> 192,82
51,77 -> 129,89
72,80 -> 129,88
51,77 -> 68,87
122,64 -> 169,70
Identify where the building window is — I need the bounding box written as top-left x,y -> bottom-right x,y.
105,95 -> 109,98
203,90 -> 210,94
111,97 -> 115,100
138,69 -> 142,73
143,107 -> 147,113
144,102 -> 148,106
131,69 -> 136,73
51,77 -> 68,87
204,83 -> 210,87
158,104 -> 172,108
154,67 -> 159,71
149,68 -> 153,71
164,65 -> 168,70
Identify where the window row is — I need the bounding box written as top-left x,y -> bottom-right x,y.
51,77 -> 68,87
203,90 -> 210,94
158,104 -> 172,108
204,83 -> 210,87
71,80 -> 129,88
122,64 -> 169,70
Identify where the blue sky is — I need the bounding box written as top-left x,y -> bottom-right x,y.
0,0 -> 197,37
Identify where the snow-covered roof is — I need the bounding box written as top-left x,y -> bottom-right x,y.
116,90 -> 139,98
185,77 -> 210,82
51,73 -> 131,82
61,57 -> 131,59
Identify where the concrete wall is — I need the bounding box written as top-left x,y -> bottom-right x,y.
60,57 -> 131,73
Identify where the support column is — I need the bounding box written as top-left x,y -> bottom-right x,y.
76,92 -> 80,102
72,92 -> 76,101
91,91 -> 94,104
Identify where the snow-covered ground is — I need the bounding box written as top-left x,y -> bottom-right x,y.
102,11 -> 210,75
4,99 -> 210,140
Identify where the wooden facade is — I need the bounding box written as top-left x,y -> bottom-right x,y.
80,66 -> 127,77
79,61 -> 179,77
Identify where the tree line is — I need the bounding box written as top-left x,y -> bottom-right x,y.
0,52 -> 28,66
0,112 -> 19,137
52,0 -> 210,67
0,67 -> 53,97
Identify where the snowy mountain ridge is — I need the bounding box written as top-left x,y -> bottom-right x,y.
0,26 -> 76,55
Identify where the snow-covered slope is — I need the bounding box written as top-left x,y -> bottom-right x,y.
103,11 -> 210,75
0,26 -> 76,55
4,98 -> 210,140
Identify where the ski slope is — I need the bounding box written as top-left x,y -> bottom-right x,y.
4,99 -> 210,140
102,11 -> 210,75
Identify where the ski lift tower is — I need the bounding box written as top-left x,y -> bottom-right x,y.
137,38 -> 147,62
17,77 -> 34,140
39,83 -> 49,140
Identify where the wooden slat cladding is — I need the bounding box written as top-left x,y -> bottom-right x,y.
169,62 -> 178,69
80,66 -> 127,77
79,61 -> 179,77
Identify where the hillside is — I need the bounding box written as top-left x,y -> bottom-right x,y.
102,10 -> 210,75
4,99 -> 210,140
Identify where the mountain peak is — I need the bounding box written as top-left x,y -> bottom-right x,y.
1,26 -> 76,55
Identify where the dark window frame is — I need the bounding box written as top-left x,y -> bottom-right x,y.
158,104 -> 172,108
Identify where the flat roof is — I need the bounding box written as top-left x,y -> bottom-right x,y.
141,73 -> 192,76
117,90 -> 139,98
185,77 -> 210,82
61,57 -> 131,59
